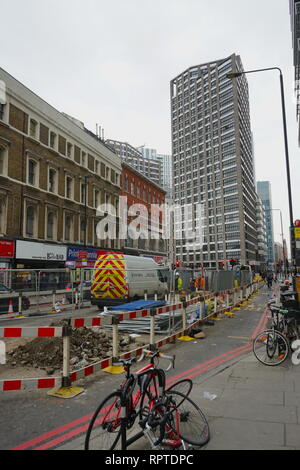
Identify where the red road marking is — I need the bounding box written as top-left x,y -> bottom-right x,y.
12,300 -> 268,451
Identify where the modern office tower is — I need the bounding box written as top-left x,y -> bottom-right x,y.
257,181 -> 275,266
106,139 -> 162,186
289,0 -> 300,145
137,146 -> 173,198
256,196 -> 268,268
171,54 -> 258,269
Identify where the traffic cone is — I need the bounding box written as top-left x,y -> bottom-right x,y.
8,299 -> 14,315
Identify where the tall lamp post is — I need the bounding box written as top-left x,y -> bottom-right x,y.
227,67 -> 295,277
272,209 -> 287,277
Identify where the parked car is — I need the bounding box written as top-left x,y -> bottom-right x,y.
0,283 -> 30,315
65,281 -> 91,304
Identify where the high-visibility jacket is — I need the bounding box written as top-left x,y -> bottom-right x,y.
176,277 -> 183,291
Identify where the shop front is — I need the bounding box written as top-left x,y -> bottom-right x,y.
0,240 -> 15,285
14,240 -> 68,290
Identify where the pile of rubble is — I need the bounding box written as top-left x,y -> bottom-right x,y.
6,320 -> 145,375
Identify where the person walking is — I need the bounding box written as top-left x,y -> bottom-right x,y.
266,273 -> 273,290
175,273 -> 183,293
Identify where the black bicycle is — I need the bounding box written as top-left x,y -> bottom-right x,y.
253,303 -> 300,366
84,349 -> 210,450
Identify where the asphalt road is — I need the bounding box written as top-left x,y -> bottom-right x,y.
0,287 -> 270,451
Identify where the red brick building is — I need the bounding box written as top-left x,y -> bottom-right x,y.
121,162 -> 167,261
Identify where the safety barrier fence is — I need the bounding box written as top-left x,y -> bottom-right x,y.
0,287 -> 92,321
0,281 -> 262,394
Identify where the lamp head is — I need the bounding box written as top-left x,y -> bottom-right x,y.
226,72 -> 243,79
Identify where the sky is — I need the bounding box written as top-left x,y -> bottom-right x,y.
1,0 -> 299,255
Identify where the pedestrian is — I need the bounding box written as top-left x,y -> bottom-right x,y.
266,273 -> 273,290
190,278 -> 196,292
175,273 -> 183,293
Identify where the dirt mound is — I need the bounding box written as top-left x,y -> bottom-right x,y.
6,319 -> 145,375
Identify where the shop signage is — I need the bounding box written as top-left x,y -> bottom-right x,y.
16,241 -> 67,261
67,247 -> 99,262
0,240 -> 14,258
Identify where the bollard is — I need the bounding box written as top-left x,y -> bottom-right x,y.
178,301 -> 193,342
226,293 -> 230,309
75,288 -> 80,309
154,291 -> 158,301
103,316 -> 124,374
149,308 -> 156,350
52,290 -> 56,309
48,320 -> 84,399
144,290 -> 148,301
18,292 -> 24,317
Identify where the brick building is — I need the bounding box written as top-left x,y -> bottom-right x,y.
0,67 -> 122,270
121,162 -> 167,262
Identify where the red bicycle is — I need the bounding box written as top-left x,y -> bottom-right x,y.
85,349 -> 210,450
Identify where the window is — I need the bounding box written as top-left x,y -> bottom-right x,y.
0,196 -> 7,233
28,159 -> 38,186
48,168 -> 57,193
81,183 -> 86,204
0,104 -> 5,121
94,189 -> 101,208
47,211 -> 56,240
50,132 -> 57,150
25,205 -> 37,237
65,175 -> 74,199
0,146 -> 8,176
80,217 -> 86,244
81,151 -> 87,167
29,119 -> 38,139
66,143 -> 73,158
64,213 -> 73,241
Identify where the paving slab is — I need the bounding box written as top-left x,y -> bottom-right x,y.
204,418 -> 285,450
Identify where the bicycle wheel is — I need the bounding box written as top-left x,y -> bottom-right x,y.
166,378 -> 193,397
164,390 -> 210,447
85,391 -> 123,450
253,330 -> 289,366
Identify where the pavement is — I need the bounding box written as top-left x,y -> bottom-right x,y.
3,283 -> 299,451
191,347 -> 300,450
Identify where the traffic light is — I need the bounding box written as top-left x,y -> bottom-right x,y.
175,260 -> 180,267
230,258 -> 237,267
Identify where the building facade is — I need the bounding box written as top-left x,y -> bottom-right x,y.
171,54 -> 258,269
106,139 -> 162,187
290,0 -> 300,146
120,162 -> 167,262
0,67 -> 122,270
136,146 -> 173,198
255,196 -> 268,268
257,181 -> 275,267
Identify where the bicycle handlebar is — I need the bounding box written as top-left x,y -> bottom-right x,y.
137,349 -> 175,371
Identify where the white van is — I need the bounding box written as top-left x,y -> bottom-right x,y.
91,253 -> 168,308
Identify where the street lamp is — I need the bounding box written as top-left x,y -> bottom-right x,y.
84,175 -> 93,247
227,67 -> 295,276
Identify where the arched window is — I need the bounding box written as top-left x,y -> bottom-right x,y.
65,214 -> 72,241
47,211 -> 55,240
26,206 -> 36,237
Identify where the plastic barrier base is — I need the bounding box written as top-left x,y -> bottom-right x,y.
178,335 -> 194,342
102,365 -> 125,375
47,386 -> 84,399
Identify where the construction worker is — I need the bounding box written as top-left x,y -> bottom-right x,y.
175,273 -> 183,292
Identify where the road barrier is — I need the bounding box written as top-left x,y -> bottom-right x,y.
0,281 -> 262,395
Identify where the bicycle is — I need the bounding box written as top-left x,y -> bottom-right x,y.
84,349 -> 210,450
253,302 -> 300,366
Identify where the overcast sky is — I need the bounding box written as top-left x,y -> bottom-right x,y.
1,0 -> 299,255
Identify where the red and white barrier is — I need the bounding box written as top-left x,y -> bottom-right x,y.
0,327 -> 63,338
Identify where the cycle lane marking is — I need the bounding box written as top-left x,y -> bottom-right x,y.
12,304 -> 267,450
